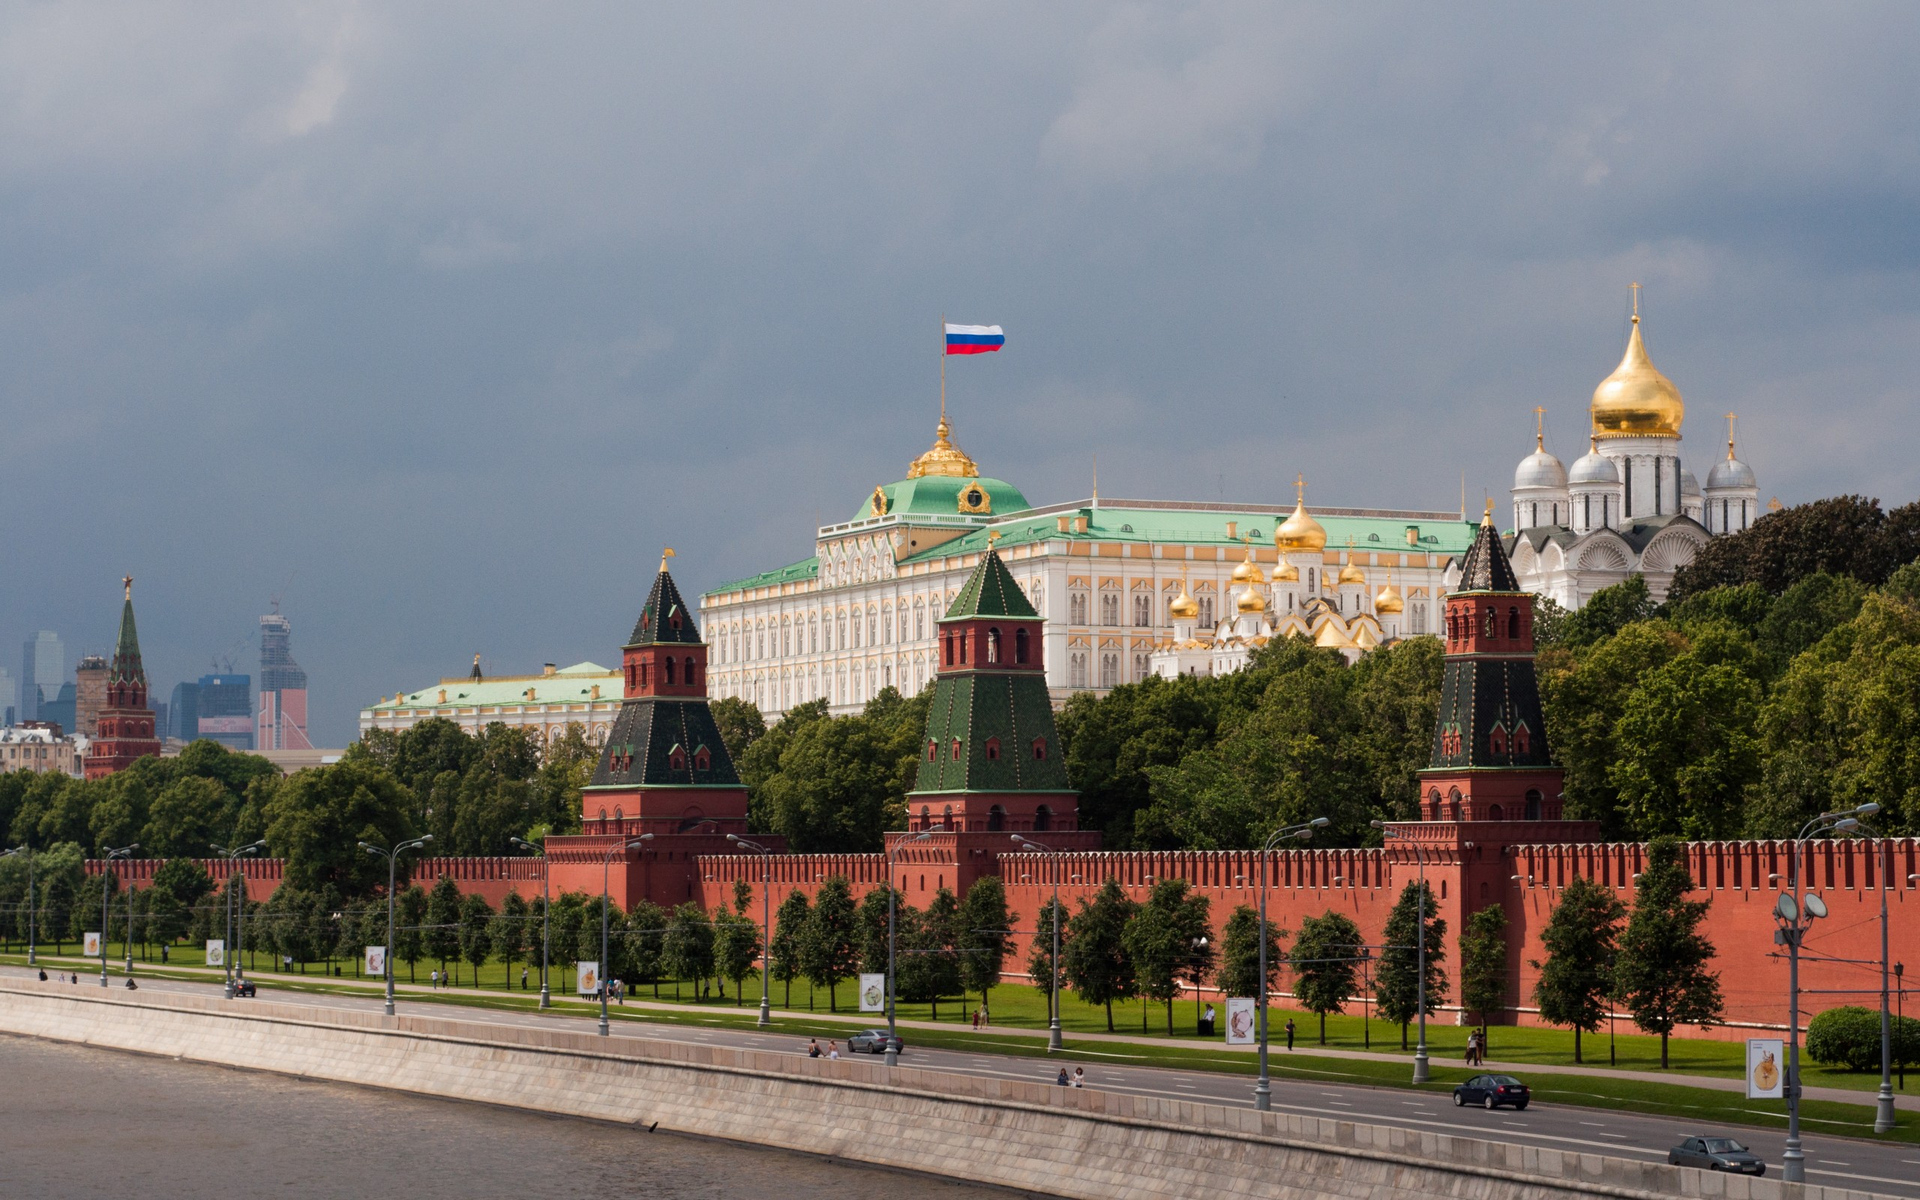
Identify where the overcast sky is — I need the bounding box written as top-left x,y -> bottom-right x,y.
3,4 -> 1917,744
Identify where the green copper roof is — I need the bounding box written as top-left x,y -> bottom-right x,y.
111,591 -> 146,686
942,547 -> 1038,621
898,506 -> 1477,564
366,662 -> 618,711
858,475 -> 1031,523
628,569 -> 703,646
708,557 -> 820,595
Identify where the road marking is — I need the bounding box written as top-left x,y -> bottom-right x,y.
1579,1122 -> 1607,1128
1503,1121 -> 1526,1127
1816,1161 -> 1851,1167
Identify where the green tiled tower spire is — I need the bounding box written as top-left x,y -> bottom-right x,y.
908,546 -> 1078,833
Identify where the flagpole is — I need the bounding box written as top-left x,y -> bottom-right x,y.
939,313 -> 946,425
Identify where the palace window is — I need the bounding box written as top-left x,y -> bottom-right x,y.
1099,652 -> 1118,688
1100,593 -> 1120,625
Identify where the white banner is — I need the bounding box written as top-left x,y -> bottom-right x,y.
859,972 -> 886,1013
577,961 -> 601,995
1747,1038 -> 1785,1099
205,939 -> 225,967
1225,997 -> 1258,1045
84,932 -> 101,957
365,946 -> 387,977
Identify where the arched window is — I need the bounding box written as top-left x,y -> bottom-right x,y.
1032,737 -> 1047,760
1015,628 -> 1030,663
985,737 -> 1001,760
926,740 -> 937,762
868,608 -> 878,645
1490,725 -> 1507,755
920,806 -> 931,825
1483,607 -> 1496,637
959,631 -> 968,664
1034,805 -> 1051,832
942,804 -> 954,828
1514,723 -> 1531,755
1524,789 -> 1543,821
664,656 -> 676,685
668,745 -> 686,771
1448,788 -> 1462,821
987,628 -> 1001,663
1488,804 -> 1503,821
944,631 -> 954,666
1428,788 -> 1442,819
951,738 -> 962,761
1507,607 -> 1521,639
685,656 -> 696,687
987,805 -> 1005,832
694,746 -> 711,771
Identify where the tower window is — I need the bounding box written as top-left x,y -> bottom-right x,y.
1507,607 -> 1520,640
1015,628 -> 1030,664
951,738 -> 962,761
1032,737 -> 1047,760
664,656 -> 676,685
926,740 -> 937,762
1514,723 -> 1531,755
987,628 -> 1001,663
985,737 -> 1001,760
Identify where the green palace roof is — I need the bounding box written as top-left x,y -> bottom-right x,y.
366,661 -> 620,712
855,474 -> 1032,523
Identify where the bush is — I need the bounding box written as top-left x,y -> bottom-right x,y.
1805,1005 -> 1920,1071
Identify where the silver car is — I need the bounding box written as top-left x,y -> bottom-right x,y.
1668,1136 -> 1765,1175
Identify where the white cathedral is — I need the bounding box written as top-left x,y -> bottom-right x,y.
1493,298 -> 1761,609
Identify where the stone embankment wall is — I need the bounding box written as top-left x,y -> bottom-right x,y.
0,979 -> 1891,1200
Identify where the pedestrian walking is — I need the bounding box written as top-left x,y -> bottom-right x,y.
1072,1068 -> 1085,1088
160,945 -> 168,964
1056,1068 -> 1070,1086
430,968 -> 439,989
827,1041 -> 840,1060
521,965 -> 529,991
1284,1018 -> 1296,1051
807,1038 -> 821,1058
37,968 -> 46,981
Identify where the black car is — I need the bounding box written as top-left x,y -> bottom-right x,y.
1669,1136 -> 1765,1175
233,980 -> 256,998
1452,1074 -> 1530,1110
846,1029 -> 903,1055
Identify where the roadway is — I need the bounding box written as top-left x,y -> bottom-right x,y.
8,964 -> 1918,1198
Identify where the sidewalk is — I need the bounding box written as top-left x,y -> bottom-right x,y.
12,950 -> 1916,1113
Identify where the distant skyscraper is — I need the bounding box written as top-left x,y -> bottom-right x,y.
37,684 -> 76,736
20,631 -> 63,721
74,654 -> 108,737
197,673 -> 253,750
257,609 -> 312,750
168,681 -> 201,742
0,666 -> 16,727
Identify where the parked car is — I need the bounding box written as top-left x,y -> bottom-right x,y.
233,980 -> 257,998
846,1029 -> 903,1055
1668,1136 -> 1765,1175
1452,1074 -> 1530,1110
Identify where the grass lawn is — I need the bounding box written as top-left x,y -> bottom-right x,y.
8,940 -> 1915,1141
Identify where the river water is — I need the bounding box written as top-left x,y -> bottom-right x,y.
0,1034 -> 1020,1200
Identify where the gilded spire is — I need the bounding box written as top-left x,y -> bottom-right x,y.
659,546 -> 676,574
1725,412 -> 1738,459
905,415 -> 981,479
1534,405 -> 1545,452
1482,497 -> 1496,527
1275,474 -> 1327,551
1591,284 -> 1684,439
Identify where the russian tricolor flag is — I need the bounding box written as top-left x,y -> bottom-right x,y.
945,323 -> 1005,355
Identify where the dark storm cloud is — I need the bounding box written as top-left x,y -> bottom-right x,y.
2,3 -> 1916,742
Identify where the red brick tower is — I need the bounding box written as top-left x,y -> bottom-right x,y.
85,576 -> 162,779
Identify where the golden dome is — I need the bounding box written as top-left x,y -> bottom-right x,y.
1230,544 -> 1265,585
1338,559 -> 1366,586
1275,475 -> 1327,551
1272,560 -> 1299,583
1352,622 -> 1381,650
905,415 -> 980,479
1169,582 -> 1200,620
1235,581 -> 1266,614
1374,582 -> 1404,614
1591,301 -> 1683,440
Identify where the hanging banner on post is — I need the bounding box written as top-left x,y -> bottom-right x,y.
84,932 -> 102,957
365,946 -> 387,977
859,973 -> 885,1013
1747,1038 -> 1784,1098
205,939 -> 225,967
577,962 -> 601,996
1225,997 -> 1258,1044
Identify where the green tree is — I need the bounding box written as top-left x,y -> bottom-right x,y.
1057,672 -> 1229,846
1123,879 -> 1213,1033
263,758 -> 417,896
917,886 -> 964,1020
1345,637 -> 1446,821
147,859 -> 212,948
1541,621 -> 1687,836
142,776 -> 239,858
709,697 -> 766,765
1558,576 -> 1656,649
1375,880 -> 1448,1049
956,876 -> 1015,1018
623,899 -> 668,996
1289,911 -> 1362,1043
490,891 -> 531,988
456,894 -> 495,990
1614,838 -> 1724,1067
1062,879 -> 1138,1032
1214,903 -> 1285,1001
770,889 -> 811,1007
1609,653 -> 1763,839
394,885 -> 428,982
1671,495 -> 1920,599
801,876 -> 858,1010
424,875 -> 463,983
1458,905 -> 1509,1042
663,903 -> 715,998
758,706 -> 920,852
1026,896 -> 1068,1002
713,908 -> 761,1004
854,883 -> 898,976
532,723 -> 595,836
1531,876 -> 1626,1062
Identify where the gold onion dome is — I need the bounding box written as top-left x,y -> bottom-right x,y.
1272,560 -> 1300,582
1374,582 -> 1404,614
905,415 -> 981,479
1169,584 -> 1200,620
1230,546 -> 1265,585
1591,309 -> 1684,439
1275,500 -> 1327,552
1235,581 -> 1267,614
1338,559 -> 1367,585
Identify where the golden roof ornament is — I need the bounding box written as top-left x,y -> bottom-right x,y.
1591,283 -> 1684,439
659,547 -> 676,573
906,415 -> 980,479
1275,473 -> 1327,551
1338,537 -> 1367,585
1169,565 -> 1200,620
1374,562 -> 1404,614
1230,538 -> 1266,585
1235,580 -> 1266,614
1272,559 -> 1299,582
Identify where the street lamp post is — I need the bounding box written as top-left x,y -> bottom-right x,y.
358,835 -> 432,1016
1897,960 -> 1907,1091
1373,820 -> 1431,1083
601,835 -> 652,1036
884,827 -> 939,1066
509,837 -> 552,1009
1253,818 -> 1328,1110
3,847 -> 34,967
211,840 -> 266,999
726,834 -> 775,1027
1011,834 -> 1069,1052
99,845 -> 136,986
1838,819 -> 1897,1132
1778,804 -> 1877,1182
